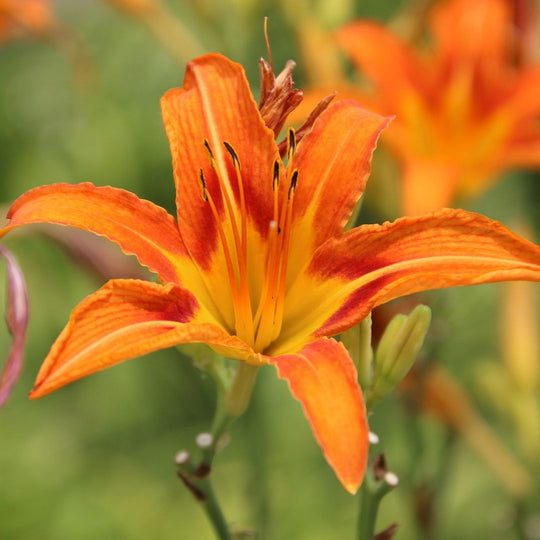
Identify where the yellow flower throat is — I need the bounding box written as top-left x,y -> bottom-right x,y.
197,129 -> 299,353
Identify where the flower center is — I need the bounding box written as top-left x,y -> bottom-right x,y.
197,130 -> 298,352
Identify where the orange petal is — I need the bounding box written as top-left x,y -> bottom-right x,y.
274,209 -> 540,351
286,100 -> 390,277
30,279 -> 251,398
161,53 -> 279,270
336,21 -> 425,110
430,0 -> 510,67
401,159 -> 460,215
267,338 -> 368,494
505,135 -> 540,167
1,183 -> 187,284
505,66 -> 540,120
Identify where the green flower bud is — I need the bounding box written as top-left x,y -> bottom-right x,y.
367,305 -> 431,408
341,312 -> 373,389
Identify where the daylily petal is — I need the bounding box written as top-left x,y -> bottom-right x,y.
505,66 -> 540,119
0,183 -> 188,284
505,136 -> 540,167
161,54 -> 282,328
430,0 -> 510,68
267,338 -> 368,494
286,100 -> 390,278
336,21 -> 425,110
401,159 -> 460,215
273,209 -> 540,352
30,279 -> 251,398
0,245 -> 28,407
161,53 -> 279,269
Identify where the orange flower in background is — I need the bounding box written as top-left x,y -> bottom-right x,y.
4,53 -> 540,493
331,0 -> 540,215
0,0 -> 54,41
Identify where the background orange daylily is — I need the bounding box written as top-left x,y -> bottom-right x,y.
0,0 -> 54,41
3,52 -> 540,497
298,0 -> 540,215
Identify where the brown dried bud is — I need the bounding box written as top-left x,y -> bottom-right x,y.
258,58 -> 303,137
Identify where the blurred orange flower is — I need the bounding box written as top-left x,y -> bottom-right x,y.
0,0 -> 53,41
332,0 -> 540,215
4,53 -> 540,493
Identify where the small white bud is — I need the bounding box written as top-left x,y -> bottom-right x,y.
174,450 -> 190,465
196,432 -> 214,449
384,471 -> 399,487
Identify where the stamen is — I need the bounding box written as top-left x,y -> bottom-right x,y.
197,169 -> 239,311
288,169 -> 298,199
203,139 -> 243,274
286,128 -> 296,163
202,140 -> 253,343
254,165 -> 298,351
272,160 -> 280,191
198,168 -> 209,201
223,140 -> 253,342
253,220 -> 279,329
223,140 -> 247,250
272,171 -> 297,341
203,139 -> 215,162
223,141 -> 239,166
272,159 -> 280,224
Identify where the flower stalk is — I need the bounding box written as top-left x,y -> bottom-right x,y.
174,352 -> 259,539
357,454 -> 399,540
175,449 -> 232,540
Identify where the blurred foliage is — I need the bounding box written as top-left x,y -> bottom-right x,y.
1,0 -> 540,539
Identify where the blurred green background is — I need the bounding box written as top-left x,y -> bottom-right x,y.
1,0 -> 540,538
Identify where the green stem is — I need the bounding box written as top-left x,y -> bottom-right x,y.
201,363 -> 259,464
357,475 -> 379,540
177,359 -> 259,539
198,477 -> 233,540
357,468 -> 396,540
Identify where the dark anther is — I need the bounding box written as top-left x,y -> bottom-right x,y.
198,169 -> 209,201
223,141 -> 240,167
288,128 -> 296,155
203,139 -> 214,159
288,169 -> 299,199
272,160 -> 280,190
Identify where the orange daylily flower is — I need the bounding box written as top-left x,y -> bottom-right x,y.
0,0 -> 53,41
326,0 -> 540,215
4,53 -> 540,493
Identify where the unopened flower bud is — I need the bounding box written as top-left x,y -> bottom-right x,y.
341,313 -> 373,388
368,305 -> 431,407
